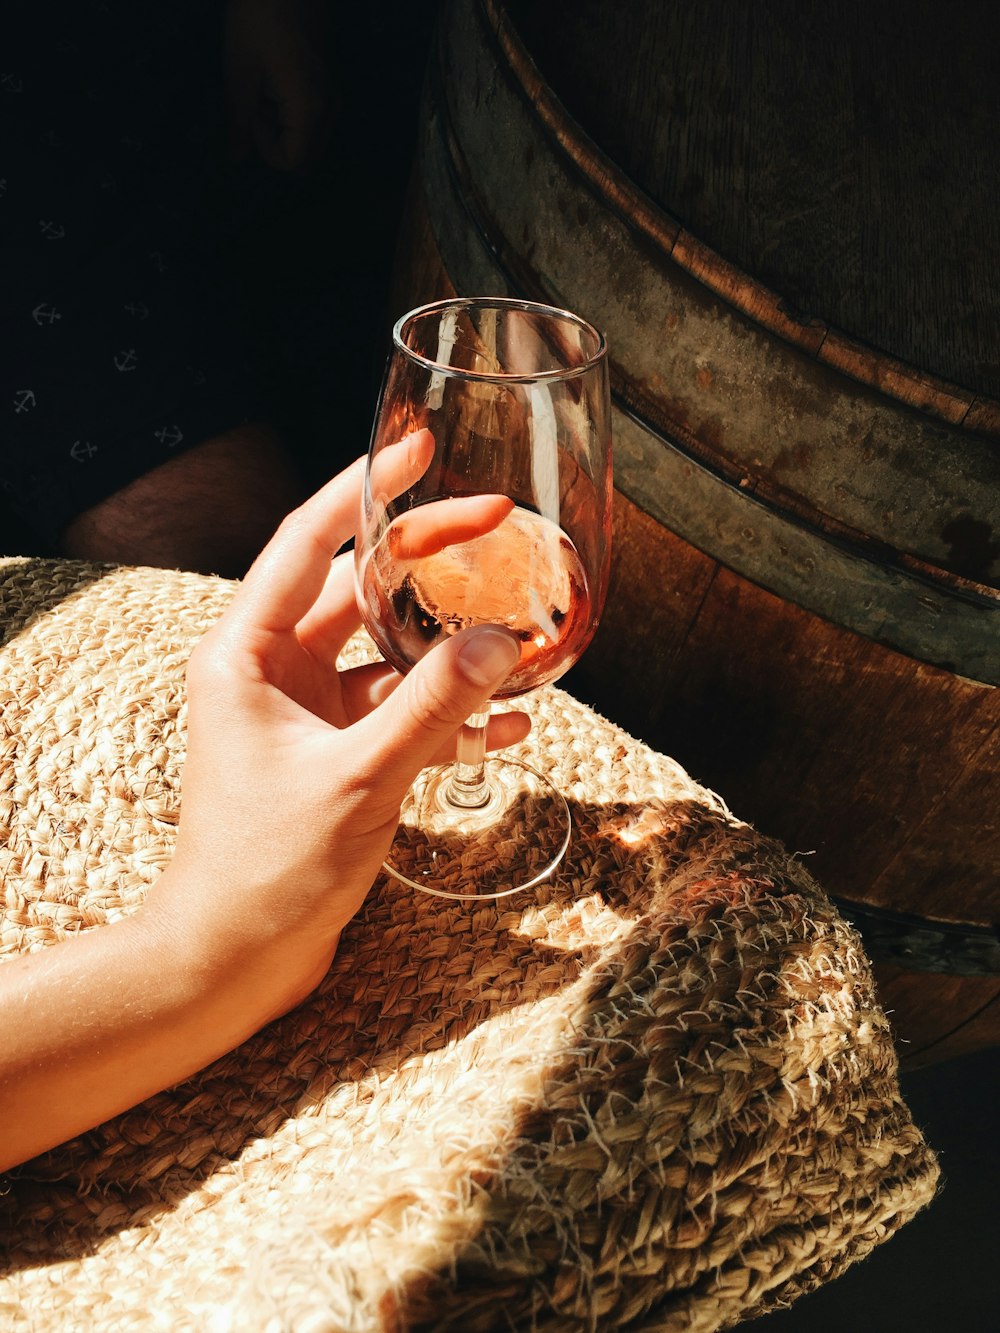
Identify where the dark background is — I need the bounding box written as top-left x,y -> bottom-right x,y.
0,2 -> 441,558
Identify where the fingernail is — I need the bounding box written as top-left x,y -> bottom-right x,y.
457,628 -> 520,686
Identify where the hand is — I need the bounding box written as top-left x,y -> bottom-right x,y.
224,0 -> 333,171
145,446 -> 529,1024
0,447 -> 529,1169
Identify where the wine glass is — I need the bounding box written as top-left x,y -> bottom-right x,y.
355,296 -> 612,899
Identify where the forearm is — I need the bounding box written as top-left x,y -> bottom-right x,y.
0,877 -> 277,1172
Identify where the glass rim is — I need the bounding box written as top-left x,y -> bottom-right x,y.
392,295 -> 608,383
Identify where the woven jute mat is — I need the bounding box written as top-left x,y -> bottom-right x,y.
0,557 -> 939,1332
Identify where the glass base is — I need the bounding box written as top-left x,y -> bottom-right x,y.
383,758 -> 571,900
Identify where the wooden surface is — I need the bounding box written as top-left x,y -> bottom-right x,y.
389,2 -> 1000,1068
578,496 -> 1000,929
506,0 -> 1000,401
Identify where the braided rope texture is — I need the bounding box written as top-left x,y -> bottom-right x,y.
0,558 -> 939,1331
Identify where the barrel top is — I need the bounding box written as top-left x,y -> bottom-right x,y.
420,0 -> 1000,672
505,0 -> 1000,406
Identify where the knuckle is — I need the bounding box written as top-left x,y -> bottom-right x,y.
185,632 -> 236,695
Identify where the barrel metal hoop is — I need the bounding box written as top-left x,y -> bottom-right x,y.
482,0 -> 1000,437
610,398 -> 1000,685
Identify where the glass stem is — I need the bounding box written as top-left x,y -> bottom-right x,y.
445,708 -> 491,808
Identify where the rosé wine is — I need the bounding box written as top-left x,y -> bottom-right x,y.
360,505 -> 593,698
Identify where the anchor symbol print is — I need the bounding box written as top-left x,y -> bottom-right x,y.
124,301 -> 149,320
32,303 -> 61,325
70,440 -> 97,462
39,220 -> 66,240
114,348 -> 137,372
154,425 -> 184,447
13,389 -> 36,414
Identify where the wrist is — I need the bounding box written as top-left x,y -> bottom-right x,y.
138,861 -> 338,1040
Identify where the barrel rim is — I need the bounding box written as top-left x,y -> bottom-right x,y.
484,0 -> 1000,440
418,15 -> 1000,682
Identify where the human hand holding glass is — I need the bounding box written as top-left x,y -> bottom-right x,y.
355,297 -> 613,899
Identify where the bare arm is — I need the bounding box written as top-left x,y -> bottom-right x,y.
0,897 -> 266,1170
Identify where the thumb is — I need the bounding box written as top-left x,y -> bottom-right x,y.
359,626 -> 521,792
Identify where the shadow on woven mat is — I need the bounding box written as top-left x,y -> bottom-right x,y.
0,557 -> 939,1331
2,799 -> 939,1330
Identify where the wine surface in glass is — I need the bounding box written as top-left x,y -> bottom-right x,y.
361,504 -> 593,698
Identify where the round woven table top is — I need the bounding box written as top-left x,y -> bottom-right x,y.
0,557 -> 938,1332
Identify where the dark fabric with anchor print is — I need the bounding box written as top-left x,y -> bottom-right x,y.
2,2 -> 440,556
1,2 -> 288,551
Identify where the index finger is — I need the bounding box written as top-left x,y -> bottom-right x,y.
386,494 -> 514,559
368,427 -> 435,506
234,429 -> 436,636
229,455 -> 367,635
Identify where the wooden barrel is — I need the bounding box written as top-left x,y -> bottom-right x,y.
390,0 -> 1000,1068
